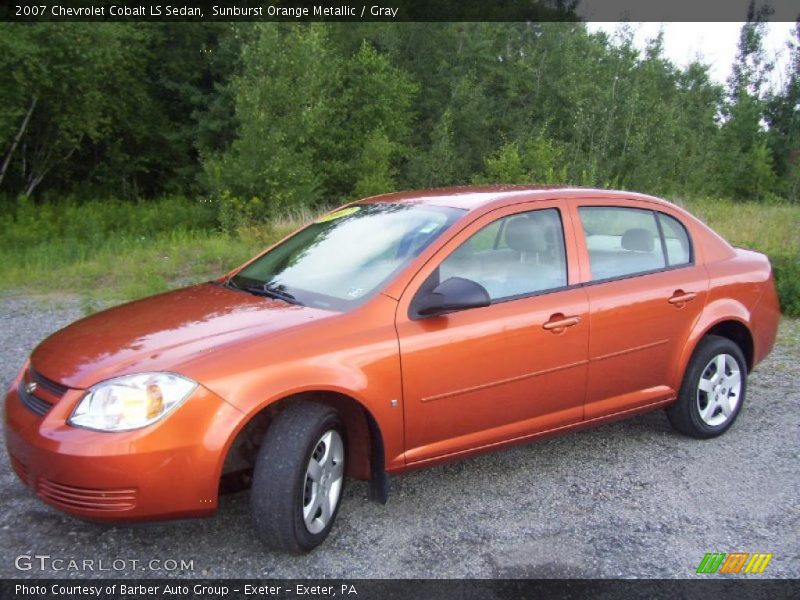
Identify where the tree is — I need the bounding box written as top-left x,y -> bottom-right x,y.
322,40 -> 417,198
673,61 -> 725,195
473,136 -> 566,185
353,130 -> 397,197
88,23 -> 247,197
714,2 -> 779,200
766,19 -> 800,201
208,24 -> 417,217
206,24 -> 333,211
407,108 -> 459,187
0,24 -> 151,197
2,20 -> 796,205
729,1 -> 775,98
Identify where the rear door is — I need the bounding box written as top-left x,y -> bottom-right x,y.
395,201 -> 590,464
570,198 -> 708,418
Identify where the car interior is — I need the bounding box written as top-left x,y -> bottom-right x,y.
439,209 -> 568,300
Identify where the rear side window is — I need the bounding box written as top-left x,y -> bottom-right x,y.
579,207 -> 666,280
658,213 -> 692,266
438,208 -> 568,301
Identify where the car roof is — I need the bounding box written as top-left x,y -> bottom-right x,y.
358,185 -> 674,212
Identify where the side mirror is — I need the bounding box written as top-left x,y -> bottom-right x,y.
415,277 -> 491,318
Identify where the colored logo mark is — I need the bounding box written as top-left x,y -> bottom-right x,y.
696,552 -> 773,574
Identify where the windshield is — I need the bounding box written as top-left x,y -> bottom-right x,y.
229,203 -> 464,311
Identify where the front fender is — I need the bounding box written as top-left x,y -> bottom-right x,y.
209,353 -> 404,481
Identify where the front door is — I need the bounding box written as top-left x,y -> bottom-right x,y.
395,202 -> 590,465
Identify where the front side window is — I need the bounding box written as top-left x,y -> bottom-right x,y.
579,207 -> 666,280
435,208 -> 568,301
230,203 -> 464,311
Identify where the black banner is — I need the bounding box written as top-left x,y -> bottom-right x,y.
2,0 -> 799,23
2,579 -> 800,600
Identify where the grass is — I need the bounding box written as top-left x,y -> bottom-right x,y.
678,198 -> 799,263
0,195 -> 797,315
677,197 -> 800,316
0,230 -> 276,304
0,197 -> 304,310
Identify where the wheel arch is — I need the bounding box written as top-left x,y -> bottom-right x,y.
216,389 -> 389,504
704,321 -> 754,372
680,300 -> 755,385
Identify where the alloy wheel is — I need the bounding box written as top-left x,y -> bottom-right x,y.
696,353 -> 742,427
302,430 -> 345,534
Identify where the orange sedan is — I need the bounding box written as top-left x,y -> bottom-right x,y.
4,187 -> 780,553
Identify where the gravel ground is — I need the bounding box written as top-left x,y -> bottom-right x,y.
1,295 -> 798,579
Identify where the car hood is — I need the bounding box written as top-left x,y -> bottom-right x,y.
31,283 -> 335,389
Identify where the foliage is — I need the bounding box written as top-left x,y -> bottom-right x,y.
1,18 -> 800,315
474,137 -> 567,185
773,256 -> 800,316
206,26 -> 416,217
0,24 -> 151,196
680,197 -> 800,316
766,20 -> 800,202
712,3 -> 779,201
353,130 -> 399,198
2,20 -> 799,207
0,196 -> 293,305
0,196 -> 217,253
0,23 -> 246,199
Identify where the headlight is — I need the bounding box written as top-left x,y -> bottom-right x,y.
68,372 -> 197,432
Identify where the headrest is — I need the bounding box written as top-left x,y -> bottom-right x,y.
621,228 -> 655,252
505,217 -> 547,253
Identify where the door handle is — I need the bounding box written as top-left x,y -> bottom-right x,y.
543,314 -> 581,331
668,290 -> 697,305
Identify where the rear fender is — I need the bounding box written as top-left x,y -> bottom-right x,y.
675,299 -> 751,389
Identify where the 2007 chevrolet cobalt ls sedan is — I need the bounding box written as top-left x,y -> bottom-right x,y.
5,186 -> 780,553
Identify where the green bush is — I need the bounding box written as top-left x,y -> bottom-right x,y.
680,197 -> 799,317
0,197 -> 225,300
772,255 -> 800,317
217,190 -> 273,233
0,195 -> 308,306
473,137 -> 567,185
0,196 -> 217,256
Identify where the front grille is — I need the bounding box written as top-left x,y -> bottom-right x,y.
17,368 -> 68,417
37,478 -> 137,512
29,368 -> 69,397
18,381 -> 53,416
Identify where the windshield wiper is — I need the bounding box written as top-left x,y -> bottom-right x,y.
225,277 -> 303,306
244,283 -> 302,306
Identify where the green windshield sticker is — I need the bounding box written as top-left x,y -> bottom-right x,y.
317,206 -> 361,223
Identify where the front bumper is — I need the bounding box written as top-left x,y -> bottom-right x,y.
4,363 -> 243,521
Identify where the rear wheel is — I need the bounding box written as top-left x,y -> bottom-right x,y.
666,335 -> 747,438
251,401 -> 346,553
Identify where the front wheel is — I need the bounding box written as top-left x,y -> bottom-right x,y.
251,401 -> 346,553
666,335 -> 747,439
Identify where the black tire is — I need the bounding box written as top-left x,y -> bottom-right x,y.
251,401 -> 346,554
666,334 -> 748,439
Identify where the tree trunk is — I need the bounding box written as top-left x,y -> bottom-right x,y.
23,141 -> 80,197
0,97 -> 37,190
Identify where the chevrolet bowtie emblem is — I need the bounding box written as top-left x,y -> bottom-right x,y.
25,382 -> 37,395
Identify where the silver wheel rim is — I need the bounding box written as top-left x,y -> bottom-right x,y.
302,430 -> 345,534
696,353 -> 742,427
